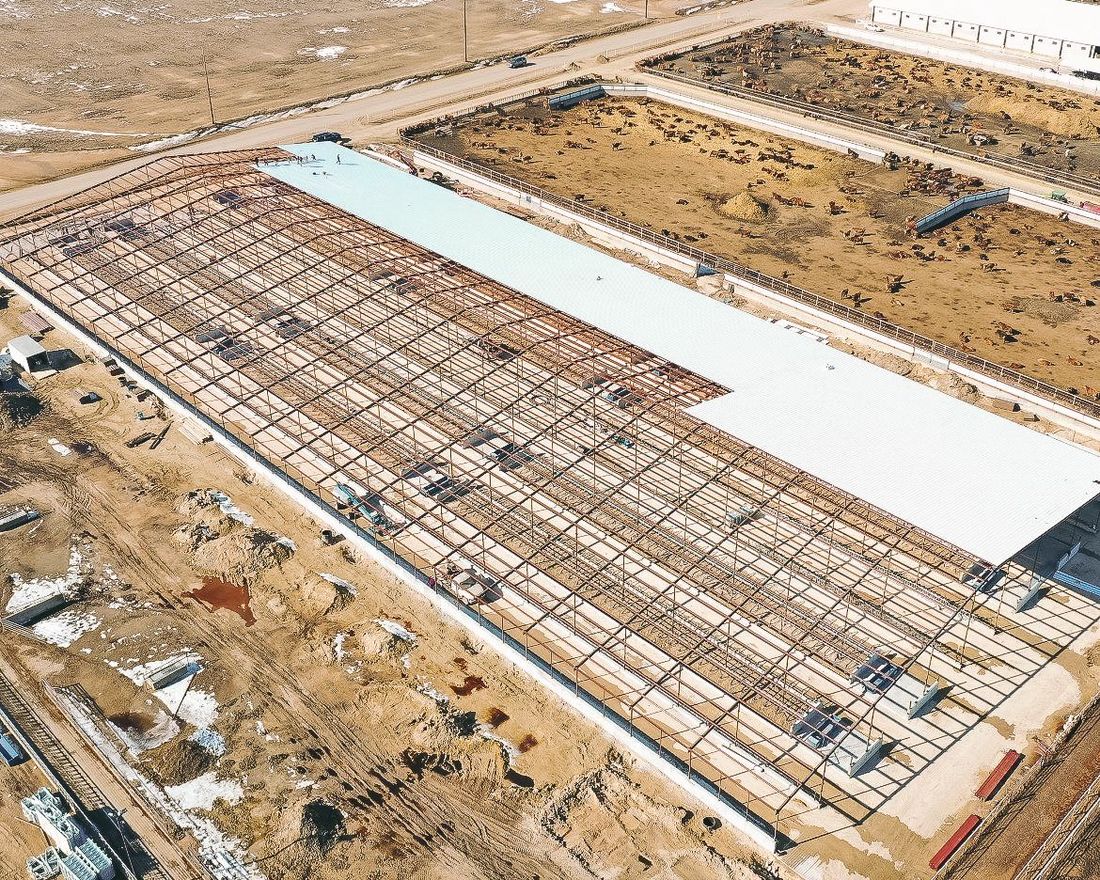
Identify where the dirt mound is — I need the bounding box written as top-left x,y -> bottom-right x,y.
714,191 -> 769,222
540,756 -> 763,878
926,371 -> 980,402
967,93 -> 1100,140
173,522 -> 219,551
190,527 -> 293,579
139,737 -> 217,787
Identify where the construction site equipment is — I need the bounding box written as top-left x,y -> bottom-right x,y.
0,730 -> 27,765
123,432 -> 155,449
930,814 -> 981,870
0,508 -> 39,532
23,788 -> 116,880
7,335 -> 49,372
19,312 -> 52,335
976,750 -> 1022,800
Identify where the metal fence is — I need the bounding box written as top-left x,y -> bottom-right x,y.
637,65 -> 1100,200
402,136 -> 1100,422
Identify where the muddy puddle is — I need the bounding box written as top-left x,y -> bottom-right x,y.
451,675 -> 486,696
186,575 -> 255,626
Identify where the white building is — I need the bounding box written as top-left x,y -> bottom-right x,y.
7,335 -> 50,372
22,789 -> 115,880
869,0 -> 1100,73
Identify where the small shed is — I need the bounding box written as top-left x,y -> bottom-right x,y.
7,335 -> 49,372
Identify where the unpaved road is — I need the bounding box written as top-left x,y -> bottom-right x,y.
0,0 -> 867,221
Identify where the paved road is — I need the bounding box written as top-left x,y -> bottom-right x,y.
0,0 -> 865,222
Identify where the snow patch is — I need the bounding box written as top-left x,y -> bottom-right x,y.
6,545 -> 84,613
320,573 -> 356,595
0,118 -> 141,137
208,491 -> 253,525
376,619 -> 416,641
165,772 -> 243,811
189,728 -> 226,757
33,610 -> 100,646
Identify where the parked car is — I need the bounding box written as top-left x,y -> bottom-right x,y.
311,131 -> 349,144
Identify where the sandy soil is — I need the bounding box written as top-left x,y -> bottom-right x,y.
422,95 -> 1100,395
942,703 -> 1100,880
0,758 -> 53,879
656,24 -> 1100,180
0,0 -> 641,192
0,293 -> 783,879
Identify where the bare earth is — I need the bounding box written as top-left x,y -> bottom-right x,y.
0,294 -> 781,880
656,23 -> 1100,180
0,0 -> 640,191
422,95 -> 1100,395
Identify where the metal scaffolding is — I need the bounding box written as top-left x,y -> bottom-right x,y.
0,149 -> 1069,840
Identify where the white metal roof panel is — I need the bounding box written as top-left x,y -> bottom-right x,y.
261,144 -> 1100,564
876,0 -> 1100,43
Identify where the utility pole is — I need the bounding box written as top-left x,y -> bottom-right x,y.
202,50 -> 216,127
644,0 -> 648,20
462,0 -> 469,63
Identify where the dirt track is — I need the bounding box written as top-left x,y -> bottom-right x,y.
425,95 -> 1100,395
0,292 -> 779,879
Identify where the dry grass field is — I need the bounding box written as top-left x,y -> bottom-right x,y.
0,0 -> 639,191
422,96 -> 1100,395
653,24 -> 1100,180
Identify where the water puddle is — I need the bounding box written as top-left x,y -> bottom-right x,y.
186,575 -> 255,626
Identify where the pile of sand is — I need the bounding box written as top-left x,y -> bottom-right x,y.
139,737 -> 217,787
714,191 -> 769,222
967,93 -> 1100,140
190,528 -> 293,579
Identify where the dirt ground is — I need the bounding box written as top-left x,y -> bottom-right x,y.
655,24 -> 1100,180
942,703 -> 1100,880
423,96 -> 1100,395
0,292 -> 784,879
0,757 -> 52,880
0,0 -> 642,193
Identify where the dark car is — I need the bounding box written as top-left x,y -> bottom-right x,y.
311,131 -> 348,144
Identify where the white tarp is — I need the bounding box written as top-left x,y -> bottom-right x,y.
261,145 -> 1100,564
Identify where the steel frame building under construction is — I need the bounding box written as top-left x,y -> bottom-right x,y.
2,146 -> 1099,847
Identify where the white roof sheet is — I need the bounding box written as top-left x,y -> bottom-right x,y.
880,0 -> 1100,43
261,144 -> 1100,564
8,335 -> 45,358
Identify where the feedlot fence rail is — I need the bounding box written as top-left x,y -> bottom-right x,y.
402,137 -> 1100,422
636,66 -> 1100,202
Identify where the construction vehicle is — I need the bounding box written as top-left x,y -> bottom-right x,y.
334,483 -> 406,533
